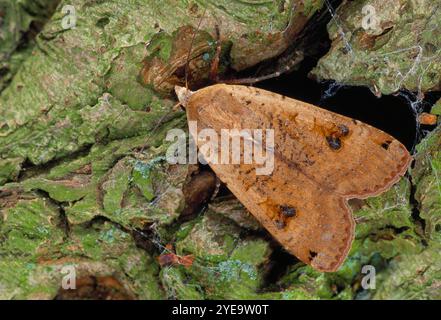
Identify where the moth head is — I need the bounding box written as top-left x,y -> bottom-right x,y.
175,86 -> 194,109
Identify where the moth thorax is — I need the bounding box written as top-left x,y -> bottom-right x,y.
175,86 -> 194,108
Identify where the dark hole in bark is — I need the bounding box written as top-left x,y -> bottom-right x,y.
261,245 -> 298,290
96,17 -> 110,28
379,26 -> 394,37
0,67 -> 9,77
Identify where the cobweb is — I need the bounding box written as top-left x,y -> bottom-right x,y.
131,221 -> 229,299
324,0 -> 354,56
320,80 -> 345,102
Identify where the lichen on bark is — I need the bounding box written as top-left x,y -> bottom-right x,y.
311,0 -> 441,96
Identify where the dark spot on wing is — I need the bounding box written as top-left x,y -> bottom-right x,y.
338,124 -> 349,136
280,205 -> 296,217
326,136 -> 341,150
274,219 -> 286,230
381,140 -> 392,150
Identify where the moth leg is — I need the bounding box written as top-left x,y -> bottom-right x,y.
172,102 -> 183,111
209,25 -> 222,83
210,175 -> 222,200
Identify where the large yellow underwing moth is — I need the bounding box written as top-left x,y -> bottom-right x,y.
175,84 -> 412,272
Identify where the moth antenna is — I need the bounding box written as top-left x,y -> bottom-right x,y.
209,24 -> 222,82
139,10 -> 206,155
184,8 -> 207,90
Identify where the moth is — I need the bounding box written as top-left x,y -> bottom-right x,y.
175,84 -> 411,272
143,11 -> 412,272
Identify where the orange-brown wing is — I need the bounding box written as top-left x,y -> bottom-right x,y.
210,160 -> 356,272
185,84 -> 411,272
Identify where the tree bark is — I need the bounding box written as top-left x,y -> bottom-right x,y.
0,0 -> 439,299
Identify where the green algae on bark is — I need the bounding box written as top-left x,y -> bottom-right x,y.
432,99 -> 441,116
160,266 -> 205,300
139,0 -> 325,92
0,188 -> 164,299
411,126 -> 441,245
373,246 -> 441,299
311,0 -> 441,95
0,194 -> 163,299
0,0 -> 440,300
0,0 -> 60,92
163,211 -> 274,299
5,115 -> 189,229
0,157 -> 23,185
0,97 -> 187,298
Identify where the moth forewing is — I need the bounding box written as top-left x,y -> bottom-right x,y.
181,84 -> 411,272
